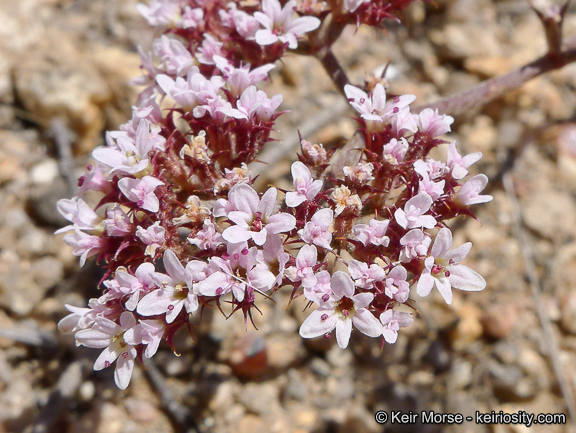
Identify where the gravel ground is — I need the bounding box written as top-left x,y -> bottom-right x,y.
1,1 -> 576,432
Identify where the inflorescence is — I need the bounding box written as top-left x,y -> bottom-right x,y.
57,0 -> 492,389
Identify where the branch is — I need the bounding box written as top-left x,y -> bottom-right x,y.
413,43 -> 576,116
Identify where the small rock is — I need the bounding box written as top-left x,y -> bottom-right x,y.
488,360 -> 535,402
449,360 -> 473,390
238,382 -> 281,416
521,190 -> 576,242
266,333 -> 304,371
493,341 -> 519,365
309,358 -> 331,378
0,252 -> 49,316
481,303 -> 518,340
31,256 -> 64,291
27,177 -> 70,227
283,369 -> 308,402
30,159 -> 59,185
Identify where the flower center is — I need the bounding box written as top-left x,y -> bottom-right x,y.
335,296 -> 355,319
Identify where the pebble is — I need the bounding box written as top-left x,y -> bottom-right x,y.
448,360 -> 473,390
521,190 -> 576,242
283,369 -> 308,402
238,382 -> 281,416
30,159 -> 59,185
481,304 -> 518,340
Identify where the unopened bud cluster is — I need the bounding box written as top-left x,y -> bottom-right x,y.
57,0 -> 491,389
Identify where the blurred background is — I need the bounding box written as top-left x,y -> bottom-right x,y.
1,0 -> 576,432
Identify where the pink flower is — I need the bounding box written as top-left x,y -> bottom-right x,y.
285,161 -> 323,207
215,56 -> 275,97
124,319 -> 165,358
180,6 -> 204,29
456,174 -> 492,205
222,184 -> 296,246
301,139 -> 328,164
189,219 -> 224,250
62,228 -> 105,266
93,119 -> 164,175
196,34 -> 225,65
56,197 -> 101,234
58,299 -> 109,334
383,138 -> 409,163
221,3 -> 260,39
112,262 -> 158,311
197,243 -> 276,301
344,84 -> 416,131
137,0 -> 181,27
153,35 -> 194,76
77,164 -> 110,195
303,270 -> 331,304
380,310 -> 413,344
104,205 -> 132,237
285,244 -> 318,288
384,266 -> 410,303
218,85 -> 283,121
118,176 -> 164,213
254,0 -> 321,49
299,271 -> 382,349
258,234 -> 290,286
414,159 -> 448,180
137,249 -> 203,322
447,141 -> 482,180
417,108 -> 454,138
298,208 -> 333,249
75,311 -> 137,390
348,260 -> 385,289
136,221 -> 166,256
394,192 -> 436,230
399,229 -> 431,263
352,219 -> 390,247
343,162 -> 374,184
417,228 -> 486,305
418,170 -> 445,201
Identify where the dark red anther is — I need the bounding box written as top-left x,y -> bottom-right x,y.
393,107 -> 399,113
87,164 -> 93,170
445,270 -> 451,277
167,304 -> 174,311
393,96 -> 400,103
105,361 -> 111,368
222,253 -> 230,259
322,294 -> 330,302
78,177 -> 85,187
216,287 -> 223,295
137,200 -> 144,207
234,253 -> 239,260
432,264 -> 443,274
360,98 -> 366,104
241,248 -> 249,255
122,352 -> 129,359
343,310 -> 349,317
324,333 -> 332,339
321,314 -> 329,321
